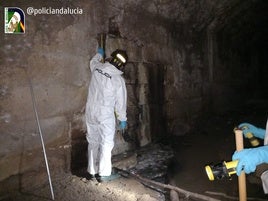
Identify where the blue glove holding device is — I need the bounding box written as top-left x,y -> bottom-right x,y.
119,121 -> 127,130
97,47 -> 104,57
232,146 -> 268,176
238,122 -> 266,139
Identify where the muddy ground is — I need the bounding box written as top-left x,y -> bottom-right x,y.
1,102 -> 268,201
171,102 -> 268,201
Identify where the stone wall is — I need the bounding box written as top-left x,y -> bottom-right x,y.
0,0 -> 214,181
1,0 -> 266,182
0,0 -> 199,181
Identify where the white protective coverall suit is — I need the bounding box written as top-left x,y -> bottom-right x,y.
261,119 -> 268,193
85,53 -> 127,176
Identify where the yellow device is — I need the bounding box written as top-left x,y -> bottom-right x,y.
238,126 -> 260,147
205,160 -> 238,181
244,131 -> 260,147
245,132 -> 259,146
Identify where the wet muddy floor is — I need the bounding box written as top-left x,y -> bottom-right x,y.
172,103 -> 268,201
1,101 -> 268,201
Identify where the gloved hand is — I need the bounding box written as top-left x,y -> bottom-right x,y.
119,121 -> 127,130
232,145 -> 268,176
238,122 -> 266,139
97,47 -> 104,57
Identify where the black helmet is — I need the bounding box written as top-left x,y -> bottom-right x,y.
110,49 -> 128,69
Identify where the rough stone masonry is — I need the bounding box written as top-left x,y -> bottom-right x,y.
1,0 -> 267,190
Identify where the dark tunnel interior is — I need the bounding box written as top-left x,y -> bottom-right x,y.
0,0 -> 268,200
216,0 -> 268,99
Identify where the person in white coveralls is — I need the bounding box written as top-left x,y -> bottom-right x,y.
85,47 -> 128,182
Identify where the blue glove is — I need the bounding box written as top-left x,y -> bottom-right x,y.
97,47 -> 104,57
119,121 -> 127,130
238,122 -> 266,139
232,146 -> 268,176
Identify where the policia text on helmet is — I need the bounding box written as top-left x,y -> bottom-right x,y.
110,49 -> 128,69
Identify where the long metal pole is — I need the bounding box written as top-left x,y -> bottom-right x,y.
26,70 -> 55,200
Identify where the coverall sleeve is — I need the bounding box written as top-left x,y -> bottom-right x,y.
261,119 -> 268,193
115,77 -> 127,121
89,53 -> 103,72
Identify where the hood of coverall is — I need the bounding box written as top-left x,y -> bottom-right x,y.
103,61 -> 124,75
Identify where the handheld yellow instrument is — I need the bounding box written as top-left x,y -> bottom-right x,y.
205,160 -> 238,181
